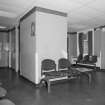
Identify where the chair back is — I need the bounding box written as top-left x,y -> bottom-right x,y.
41,59 -> 56,74
83,55 -> 89,62
77,54 -> 83,62
89,55 -> 97,63
58,58 -> 71,70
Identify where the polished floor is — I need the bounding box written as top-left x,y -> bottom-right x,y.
0,68 -> 105,105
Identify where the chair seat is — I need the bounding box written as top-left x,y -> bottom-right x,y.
75,68 -> 93,73
58,70 -> 72,76
43,71 -> 58,76
45,73 -> 69,79
0,87 -> 7,98
0,99 -> 15,105
44,70 -> 73,77
72,68 -> 81,73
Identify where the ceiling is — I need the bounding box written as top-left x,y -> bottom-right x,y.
0,0 -> 105,32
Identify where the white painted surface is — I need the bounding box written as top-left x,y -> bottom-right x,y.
1,0 -> 105,32
77,33 -> 79,56
0,32 -> 9,67
20,12 -> 36,83
8,31 -> 11,68
94,29 -> 101,57
15,26 -> 19,72
20,10 -> 67,84
100,29 -> 105,69
11,29 -> 16,70
36,11 -> 67,83
94,29 -> 101,67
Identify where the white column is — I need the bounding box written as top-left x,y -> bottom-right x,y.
77,32 -> 79,56
15,25 -> 19,72
8,31 -> 12,68
92,29 -> 94,55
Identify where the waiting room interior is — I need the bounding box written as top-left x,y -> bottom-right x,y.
0,0 -> 105,105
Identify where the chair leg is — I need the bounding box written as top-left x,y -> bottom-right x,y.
40,78 -> 51,93
39,79 -> 45,87
43,79 -> 51,93
88,73 -> 92,84
47,80 -> 51,93
77,74 -> 81,79
84,73 -> 92,84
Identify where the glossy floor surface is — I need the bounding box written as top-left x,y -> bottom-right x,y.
0,68 -> 105,105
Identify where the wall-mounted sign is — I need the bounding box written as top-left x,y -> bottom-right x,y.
31,22 -> 35,36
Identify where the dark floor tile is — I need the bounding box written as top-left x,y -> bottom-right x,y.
0,68 -> 105,105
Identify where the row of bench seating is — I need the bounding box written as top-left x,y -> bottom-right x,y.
76,54 -> 97,69
40,58 -> 81,92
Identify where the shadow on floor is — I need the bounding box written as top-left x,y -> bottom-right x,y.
0,68 -> 105,105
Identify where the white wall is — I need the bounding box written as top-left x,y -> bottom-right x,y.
100,29 -> 105,69
93,28 -> 105,69
94,29 -> 101,57
20,12 -> 36,83
36,11 -> 67,84
20,9 -> 67,84
11,29 -> 16,69
94,29 -> 101,67
0,32 -> 9,67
